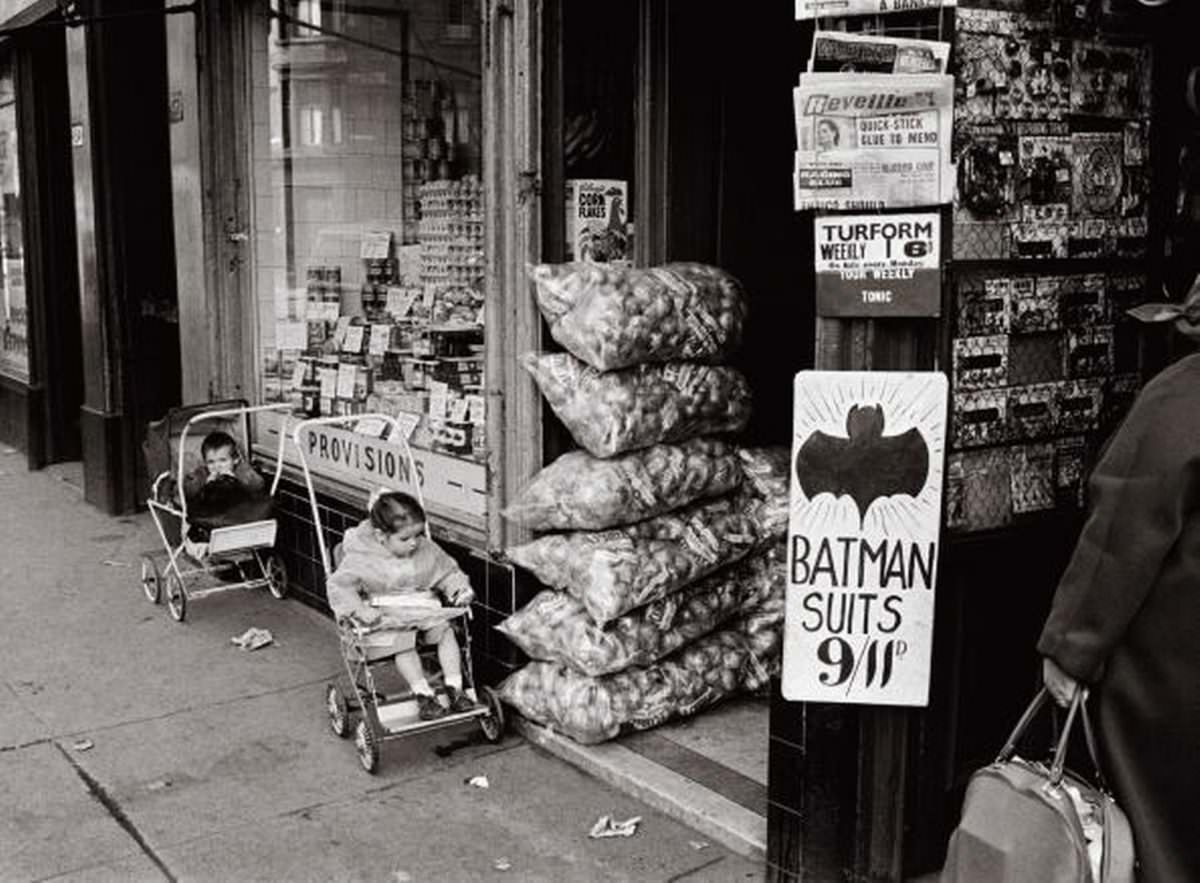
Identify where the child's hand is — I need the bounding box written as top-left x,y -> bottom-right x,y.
356,608 -> 383,627
449,586 -> 476,607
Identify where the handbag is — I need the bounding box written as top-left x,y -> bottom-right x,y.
940,687 -> 1135,883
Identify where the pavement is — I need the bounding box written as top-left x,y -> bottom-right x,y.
0,450 -> 765,882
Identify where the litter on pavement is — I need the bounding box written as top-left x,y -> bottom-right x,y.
588,814 -> 642,839
466,775 -> 490,789
101,560 -> 130,567
71,738 -> 94,752
493,857 -> 512,871
231,627 -> 274,651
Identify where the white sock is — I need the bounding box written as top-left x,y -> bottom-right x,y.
410,678 -> 434,697
445,676 -> 463,691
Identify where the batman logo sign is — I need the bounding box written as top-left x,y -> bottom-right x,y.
795,403 -> 929,525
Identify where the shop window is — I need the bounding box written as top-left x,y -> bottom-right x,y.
0,59 -> 27,383
251,0 -> 486,525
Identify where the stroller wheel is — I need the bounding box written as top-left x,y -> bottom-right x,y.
478,686 -> 506,744
263,552 -> 288,600
354,718 -> 380,773
326,684 -> 351,739
140,555 -> 162,604
166,572 -> 187,622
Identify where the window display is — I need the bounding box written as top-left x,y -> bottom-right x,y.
250,1 -> 486,481
0,60 -> 27,382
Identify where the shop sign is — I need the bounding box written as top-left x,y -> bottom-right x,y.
258,412 -> 486,518
796,0 -> 955,18
814,213 -> 941,317
782,370 -> 947,707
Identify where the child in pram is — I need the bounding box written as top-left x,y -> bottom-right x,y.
326,489 -> 477,721
181,430 -> 270,560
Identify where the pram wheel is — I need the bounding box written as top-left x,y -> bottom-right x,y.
140,555 -> 161,604
166,572 -> 187,622
326,683 -> 351,738
478,686 -> 505,744
354,718 -> 380,773
261,552 -> 288,600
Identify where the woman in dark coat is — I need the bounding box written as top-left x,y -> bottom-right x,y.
1040,342 -> 1200,882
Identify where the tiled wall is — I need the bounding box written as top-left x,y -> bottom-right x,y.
271,476 -> 530,686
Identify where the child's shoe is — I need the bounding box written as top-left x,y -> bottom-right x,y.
445,686 -> 476,714
416,693 -> 446,721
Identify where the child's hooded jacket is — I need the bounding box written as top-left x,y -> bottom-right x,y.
326,520 -> 473,626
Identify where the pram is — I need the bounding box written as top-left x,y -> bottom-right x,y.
293,413 -> 504,773
140,400 -> 292,622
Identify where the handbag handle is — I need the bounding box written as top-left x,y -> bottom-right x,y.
996,686 -> 1107,789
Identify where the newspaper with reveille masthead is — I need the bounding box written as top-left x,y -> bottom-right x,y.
793,73 -> 954,211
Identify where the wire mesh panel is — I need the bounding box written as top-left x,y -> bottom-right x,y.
945,0 -> 1156,534
947,266 -> 1147,533
952,4 -> 1152,262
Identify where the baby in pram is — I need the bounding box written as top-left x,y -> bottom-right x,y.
326,489 -> 477,721
181,430 -> 270,559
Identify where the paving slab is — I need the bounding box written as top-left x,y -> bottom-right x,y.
0,742 -> 143,881
154,741 -> 763,883
60,677 -> 517,853
0,682 -> 47,750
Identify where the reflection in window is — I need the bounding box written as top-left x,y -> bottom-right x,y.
0,58 -> 27,382
251,1 -> 486,465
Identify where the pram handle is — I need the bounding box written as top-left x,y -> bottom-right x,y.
176,403 -> 294,519
291,413 -> 425,578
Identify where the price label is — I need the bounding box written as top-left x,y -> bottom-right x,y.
342,325 -> 365,353
318,368 -> 338,399
360,230 -> 392,260
448,397 -> 470,423
368,324 -> 391,356
336,363 -> 358,398
467,394 -> 486,422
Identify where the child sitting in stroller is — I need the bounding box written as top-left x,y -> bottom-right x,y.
181,430 -> 270,558
326,489 -> 477,721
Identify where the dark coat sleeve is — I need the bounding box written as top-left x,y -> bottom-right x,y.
1038,362 -> 1200,682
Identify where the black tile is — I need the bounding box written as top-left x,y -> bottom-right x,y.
770,679 -> 805,747
767,736 -> 805,816
512,568 -> 542,613
766,802 -> 804,880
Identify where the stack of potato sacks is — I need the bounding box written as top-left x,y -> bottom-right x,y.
495,262 -> 791,745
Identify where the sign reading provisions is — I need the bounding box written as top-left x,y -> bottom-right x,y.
256,411 -> 486,519
814,213 -> 940,317
783,371 -> 947,707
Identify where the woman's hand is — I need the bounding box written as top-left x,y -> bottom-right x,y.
1042,656 -> 1080,707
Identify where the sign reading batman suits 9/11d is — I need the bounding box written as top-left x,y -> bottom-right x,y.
783,371 -> 947,707
814,213 -> 940,317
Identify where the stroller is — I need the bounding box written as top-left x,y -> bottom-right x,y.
293,413 -> 504,773
140,400 -> 292,622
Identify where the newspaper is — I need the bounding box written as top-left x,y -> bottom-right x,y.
793,73 -> 954,211
796,0 -> 955,18
809,31 -> 950,74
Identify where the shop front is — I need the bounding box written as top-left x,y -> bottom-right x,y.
164,0 -> 1200,880
0,4 -> 83,473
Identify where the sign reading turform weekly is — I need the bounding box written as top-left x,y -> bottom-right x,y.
796,0 -> 955,18
782,371 -> 947,707
814,213 -> 941,317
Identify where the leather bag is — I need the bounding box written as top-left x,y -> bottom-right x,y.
941,687 -> 1135,883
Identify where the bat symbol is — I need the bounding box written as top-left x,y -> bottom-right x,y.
795,403 -> 929,525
